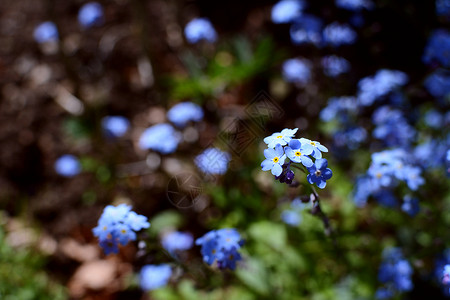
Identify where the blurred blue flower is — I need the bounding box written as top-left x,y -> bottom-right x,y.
373,189 -> 398,207
353,176 -> 373,207
403,166 -> 424,191
377,247 -> 413,297
424,69 -> 450,99
332,126 -> 367,151
138,123 -> 181,154
320,96 -> 358,122
323,22 -> 357,47
184,18 -> 217,44
261,144 -> 287,176
335,0 -> 374,11
357,69 -> 408,106
195,228 -> 244,270
167,102 -> 204,128
401,195 -> 420,216
375,287 -> 394,300
372,106 -> 415,147
140,264 -> 172,291
162,231 -> 193,254
423,29 -> 450,68
282,58 -> 312,85
195,148 -> 231,175
102,116 -> 130,138
264,128 -> 298,148
54,155 -> 81,177
307,158 -> 333,189
290,14 -> 323,45
92,204 -> 150,255
281,210 -> 301,226
424,109 -> 443,128
78,2 -> 104,28
414,139 -> 448,169
436,0 -> 450,18
33,21 -> 58,44
271,0 -> 305,24
321,55 -> 350,77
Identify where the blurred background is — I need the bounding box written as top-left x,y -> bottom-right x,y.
0,0 -> 449,299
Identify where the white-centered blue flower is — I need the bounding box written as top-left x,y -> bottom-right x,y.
298,138 -> 329,159
261,144 -> 286,176
263,128 -> 298,148
285,139 -> 314,167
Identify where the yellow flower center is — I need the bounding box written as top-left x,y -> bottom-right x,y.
376,173 -> 382,178
212,249 -> 216,254
276,135 -> 283,138
121,229 -> 127,234
295,151 -> 302,157
310,142 -> 316,146
273,157 -> 279,163
103,226 -> 108,231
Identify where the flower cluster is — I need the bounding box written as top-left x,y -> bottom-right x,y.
290,14 -> 323,46
140,264 -> 172,291
92,204 -> 150,255
353,149 -> 424,208
376,248 -> 413,299
321,55 -> 351,77
423,29 -> 450,68
261,128 -> 332,189
372,106 -> 415,147
322,22 -> 357,47
195,228 -> 244,270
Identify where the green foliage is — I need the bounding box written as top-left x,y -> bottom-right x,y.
0,226 -> 66,300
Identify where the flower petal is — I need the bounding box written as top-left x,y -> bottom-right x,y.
315,158 -> 328,170
271,163 -> 283,176
264,148 -> 276,159
301,156 -> 313,168
289,139 -> 301,149
261,159 -> 273,171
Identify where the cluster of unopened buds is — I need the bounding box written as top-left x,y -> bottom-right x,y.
261,128 -> 333,188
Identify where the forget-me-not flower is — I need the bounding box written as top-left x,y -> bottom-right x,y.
285,139 -> 314,167
78,2 -> 104,28
299,138 -> 328,159
34,21 -> 58,44
307,158 -> 333,189
140,264 -> 172,291
138,123 -> 181,154
282,58 -> 312,85
184,18 -> 217,44
54,155 -> 81,177
323,22 -> 357,47
264,128 -> 298,148
162,231 -> 194,254
102,116 -> 130,138
261,144 -> 287,176
167,102 -> 203,128
271,0 -> 305,24
195,148 -> 231,175
290,14 -> 323,46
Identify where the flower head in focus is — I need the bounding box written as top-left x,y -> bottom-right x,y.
307,159 -> 333,189
261,144 -> 287,176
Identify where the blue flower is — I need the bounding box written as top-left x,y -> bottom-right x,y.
424,109 -> 443,129
436,0 -> 450,18
321,55 -> 351,77
299,138 -> 328,159
290,14 -> 323,46
372,106 -> 415,147
335,0 -> 374,11
307,159 -> 333,189
54,155 -> 81,177
377,247 -> 413,297
162,231 -> 194,254
323,22 -> 357,47
320,96 -> 358,122
140,264 -> 172,291
285,139 -> 313,167
92,204 -> 150,255
78,2 -> 104,28
195,228 -> 244,270
34,21 -> 58,44
353,176 -> 373,207
424,68 -> 450,99
282,58 -> 312,85
261,144 -> 287,176
102,116 -> 130,138
403,166 -> 424,191
401,195 -> 420,216
357,69 -> 408,106
271,0 -> 305,24
195,148 -> 231,175
184,18 -> 217,44
263,128 -> 298,148
167,102 -> 204,128
138,123 -> 181,154
281,209 -> 302,226
423,29 -> 450,68
373,189 -> 398,207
